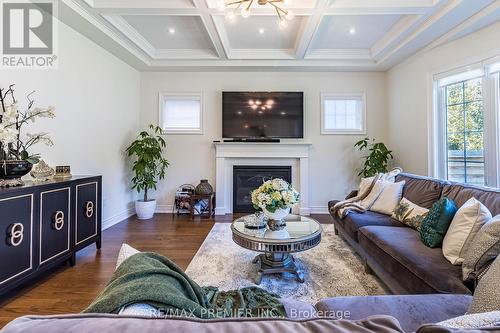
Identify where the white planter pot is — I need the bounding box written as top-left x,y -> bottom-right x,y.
135,199 -> 157,220
263,207 -> 290,222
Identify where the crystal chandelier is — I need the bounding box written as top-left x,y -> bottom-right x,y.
218,0 -> 294,28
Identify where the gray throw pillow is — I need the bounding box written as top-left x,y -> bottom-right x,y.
468,256 -> 500,314
462,215 -> 500,281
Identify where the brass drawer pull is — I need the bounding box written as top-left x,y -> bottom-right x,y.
52,211 -> 65,231
85,201 -> 94,218
7,223 -> 24,247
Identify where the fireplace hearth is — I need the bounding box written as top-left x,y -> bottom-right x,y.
233,165 -> 292,213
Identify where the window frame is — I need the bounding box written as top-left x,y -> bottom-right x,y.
430,58 -> 500,187
158,92 -> 204,135
320,92 -> 367,135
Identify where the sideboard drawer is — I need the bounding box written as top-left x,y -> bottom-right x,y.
0,194 -> 34,286
75,182 -> 98,245
39,187 -> 71,265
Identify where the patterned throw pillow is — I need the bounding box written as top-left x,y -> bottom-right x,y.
392,198 -> 429,231
420,198 -> 458,248
468,256 -> 500,314
462,215 -> 500,282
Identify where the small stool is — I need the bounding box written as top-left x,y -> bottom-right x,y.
189,193 -> 215,219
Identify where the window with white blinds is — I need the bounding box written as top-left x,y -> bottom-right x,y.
159,93 -> 203,134
321,93 -> 366,134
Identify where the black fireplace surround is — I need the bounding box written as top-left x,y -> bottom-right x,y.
233,165 -> 292,213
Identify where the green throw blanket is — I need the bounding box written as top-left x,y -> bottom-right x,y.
83,252 -> 286,319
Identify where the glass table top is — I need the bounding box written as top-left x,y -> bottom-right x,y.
232,214 -> 322,242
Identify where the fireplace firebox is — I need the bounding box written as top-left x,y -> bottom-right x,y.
233,165 -> 292,213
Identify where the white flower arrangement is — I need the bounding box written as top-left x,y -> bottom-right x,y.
0,85 -> 55,163
251,178 -> 299,212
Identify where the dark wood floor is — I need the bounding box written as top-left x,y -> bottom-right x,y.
0,213 -> 332,328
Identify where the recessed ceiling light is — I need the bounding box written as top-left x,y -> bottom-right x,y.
349,27 -> 356,35
168,28 -> 176,35
259,28 -> 265,34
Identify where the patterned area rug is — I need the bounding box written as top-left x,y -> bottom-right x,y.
185,223 -> 388,304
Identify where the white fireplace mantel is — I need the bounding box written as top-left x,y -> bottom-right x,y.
214,142 -> 312,216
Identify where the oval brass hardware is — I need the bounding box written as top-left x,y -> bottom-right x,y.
52,211 -> 65,231
7,223 -> 24,247
85,201 -> 94,218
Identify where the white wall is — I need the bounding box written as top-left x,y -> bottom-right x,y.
140,71 -> 388,213
0,21 -> 141,229
387,21 -> 500,176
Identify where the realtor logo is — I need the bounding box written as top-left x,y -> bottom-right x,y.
1,0 -> 58,68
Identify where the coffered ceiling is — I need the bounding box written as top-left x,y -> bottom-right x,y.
59,0 -> 500,70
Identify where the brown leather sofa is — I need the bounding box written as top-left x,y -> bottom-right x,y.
328,173 -> 500,295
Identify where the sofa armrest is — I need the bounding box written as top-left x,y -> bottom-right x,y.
345,190 -> 358,200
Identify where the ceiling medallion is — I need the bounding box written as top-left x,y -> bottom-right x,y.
218,0 -> 294,28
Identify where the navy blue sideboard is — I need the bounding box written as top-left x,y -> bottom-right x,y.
0,176 -> 102,296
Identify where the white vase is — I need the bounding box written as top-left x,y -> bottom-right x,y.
263,207 -> 290,222
135,199 -> 157,220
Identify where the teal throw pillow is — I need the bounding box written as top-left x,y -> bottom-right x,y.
420,198 -> 458,248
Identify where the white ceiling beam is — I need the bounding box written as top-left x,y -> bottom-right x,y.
370,14 -> 423,60
192,0 -> 228,59
294,0 -> 330,59
376,0 -> 463,65
423,0 -> 500,51
330,0 -> 437,8
90,0 -> 196,9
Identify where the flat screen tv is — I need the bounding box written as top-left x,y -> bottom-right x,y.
222,91 -> 304,139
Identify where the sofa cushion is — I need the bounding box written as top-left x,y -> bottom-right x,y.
441,183 -> 500,216
342,211 -> 405,242
396,173 -> 446,209
358,226 -> 470,294
314,294 -> 472,333
0,314 -> 405,333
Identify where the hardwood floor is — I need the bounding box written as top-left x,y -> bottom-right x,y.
0,213 -> 332,328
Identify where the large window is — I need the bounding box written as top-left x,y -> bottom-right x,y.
159,92 -> 203,134
444,78 -> 485,185
321,93 -> 366,134
433,58 -> 500,187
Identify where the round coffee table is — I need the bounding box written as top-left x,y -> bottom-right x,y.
231,214 -> 322,284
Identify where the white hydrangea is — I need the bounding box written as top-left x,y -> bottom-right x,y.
251,178 -> 300,211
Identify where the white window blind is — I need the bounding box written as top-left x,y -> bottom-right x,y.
159,93 -> 203,134
321,93 -> 365,134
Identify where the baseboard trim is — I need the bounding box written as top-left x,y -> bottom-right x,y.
102,207 -> 135,230
309,206 -> 330,214
156,204 -> 174,213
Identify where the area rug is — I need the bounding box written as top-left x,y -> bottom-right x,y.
185,223 -> 387,304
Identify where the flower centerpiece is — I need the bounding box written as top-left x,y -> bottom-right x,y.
0,84 -> 55,186
251,178 -> 299,228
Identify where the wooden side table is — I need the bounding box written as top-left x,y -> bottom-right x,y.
189,193 -> 215,219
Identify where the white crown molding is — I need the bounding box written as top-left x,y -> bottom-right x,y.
154,49 -> 219,59
228,49 -> 296,59
61,0 -> 497,71
305,49 -> 372,60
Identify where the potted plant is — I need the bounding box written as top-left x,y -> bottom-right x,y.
126,124 -> 169,220
0,84 -> 55,187
251,178 -> 299,229
354,137 -> 393,178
